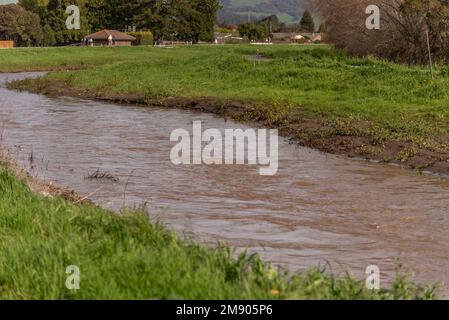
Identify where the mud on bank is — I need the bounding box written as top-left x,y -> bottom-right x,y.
9,77 -> 449,177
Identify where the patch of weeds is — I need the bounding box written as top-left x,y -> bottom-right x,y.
143,86 -> 179,101
396,147 -> 419,163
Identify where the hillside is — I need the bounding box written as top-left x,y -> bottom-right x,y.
219,0 -> 305,25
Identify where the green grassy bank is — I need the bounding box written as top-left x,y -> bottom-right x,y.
3,45 -> 449,173
0,166 -> 436,299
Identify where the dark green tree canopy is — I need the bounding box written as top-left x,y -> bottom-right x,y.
18,0 -> 221,45
238,22 -> 269,42
300,10 -> 315,32
0,4 -> 43,46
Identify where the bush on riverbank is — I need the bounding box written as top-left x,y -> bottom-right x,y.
0,168 -> 436,299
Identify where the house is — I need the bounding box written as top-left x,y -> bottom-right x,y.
270,32 -> 323,44
270,33 -> 305,44
0,40 -> 15,48
214,32 -> 232,44
291,34 -> 305,43
310,33 -> 322,43
214,32 -> 245,44
271,33 -> 295,43
84,29 -> 136,46
301,33 -> 323,43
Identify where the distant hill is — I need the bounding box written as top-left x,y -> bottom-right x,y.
218,0 -> 306,25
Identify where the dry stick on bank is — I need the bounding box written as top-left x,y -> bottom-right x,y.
74,186 -> 104,204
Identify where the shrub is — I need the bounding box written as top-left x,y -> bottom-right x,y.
311,0 -> 449,64
128,31 -> 153,46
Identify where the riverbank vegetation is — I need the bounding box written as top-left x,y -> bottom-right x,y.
0,160 -> 436,299
4,44 -> 449,175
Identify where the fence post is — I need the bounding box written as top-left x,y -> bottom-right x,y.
425,29 -> 433,80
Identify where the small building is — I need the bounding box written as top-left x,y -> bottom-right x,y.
0,40 -> 15,48
291,34 -> 305,43
271,33 -> 307,44
214,32 -> 232,44
84,29 -> 136,46
301,33 -> 323,43
271,33 -> 295,43
270,32 -> 322,44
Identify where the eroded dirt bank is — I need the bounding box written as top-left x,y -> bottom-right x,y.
9,76 -> 449,177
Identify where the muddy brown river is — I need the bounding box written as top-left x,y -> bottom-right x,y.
2,72 -> 449,295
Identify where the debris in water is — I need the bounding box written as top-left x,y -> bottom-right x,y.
85,169 -> 119,183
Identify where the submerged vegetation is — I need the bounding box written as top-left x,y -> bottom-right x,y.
0,165 -> 437,299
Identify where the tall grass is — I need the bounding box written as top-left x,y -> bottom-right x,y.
0,168 -> 436,299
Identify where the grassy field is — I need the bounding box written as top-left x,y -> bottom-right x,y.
0,164 -> 436,299
3,45 -> 449,173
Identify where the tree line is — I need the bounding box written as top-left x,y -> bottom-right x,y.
2,0 -> 220,46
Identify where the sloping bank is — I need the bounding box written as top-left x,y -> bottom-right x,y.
0,151 -> 436,299
6,45 -> 449,176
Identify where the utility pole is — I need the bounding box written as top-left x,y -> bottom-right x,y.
425,29 -> 433,80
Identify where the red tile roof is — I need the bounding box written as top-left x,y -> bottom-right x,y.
85,30 -> 136,41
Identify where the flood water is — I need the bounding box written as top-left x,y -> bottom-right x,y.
2,72 -> 449,295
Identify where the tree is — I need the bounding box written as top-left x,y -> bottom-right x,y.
300,10 -> 315,32
86,0 -> 112,31
44,0 -> 90,45
238,22 -> 269,41
0,4 -> 43,46
310,0 -> 449,64
132,0 -> 220,43
193,0 -> 222,42
18,0 -> 49,17
132,0 -> 173,42
16,0 -> 221,45
42,24 -> 56,46
260,15 -> 281,33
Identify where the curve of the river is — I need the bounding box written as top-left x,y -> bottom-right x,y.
2,72 -> 449,294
